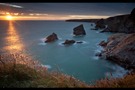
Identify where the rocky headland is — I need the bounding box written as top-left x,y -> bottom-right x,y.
95,8 -> 135,33
96,8 -> 135,72
98,33 -> 135,70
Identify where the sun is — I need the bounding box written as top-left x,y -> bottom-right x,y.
6,15 -> 13,20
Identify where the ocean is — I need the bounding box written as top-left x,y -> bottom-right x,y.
0,20 -> 128,84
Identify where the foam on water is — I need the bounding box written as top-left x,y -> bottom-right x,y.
38,43 -> 46,46
111,65 -> 128,78
92,44 -> 103,60
41,64 -> 52,69
70,33 -> 75,37
38,38 -> 46,45
94,45 -> 103,54
78,41 -> 88,44
40,38 -> 46,42
96,31 -> 100,33
105,64 -> 129,78
58,41 -> 65,46
58,37 -> 62,40
92,56 -> 99,60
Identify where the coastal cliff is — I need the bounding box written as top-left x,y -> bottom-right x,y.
96,8 -> 135,33
97,8 -> 135,71
66,8 -> 135,71
98,33 -> 135,70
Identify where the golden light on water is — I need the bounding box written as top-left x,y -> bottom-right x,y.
4,21 -> 24,53
6,15 -> 13,20
3,21 -> 41,66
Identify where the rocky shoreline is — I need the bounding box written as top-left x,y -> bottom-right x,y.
96,8 -> 135,72
66,8 -> 135,73
98,33 -> 135,71
95,8 -> 135,71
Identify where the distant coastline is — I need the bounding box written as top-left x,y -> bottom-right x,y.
65,19 -> 99,23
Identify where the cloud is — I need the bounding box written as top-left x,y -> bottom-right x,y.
68,15 -> 110,19
0,3 -> 23,8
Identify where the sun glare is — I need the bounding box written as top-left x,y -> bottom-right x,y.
6,15 -> 13,20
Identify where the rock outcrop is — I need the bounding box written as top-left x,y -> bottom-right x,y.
95,8 -> 135,34
102,14 -> 135,33
63,40 -> 75,45
95,18 -> 106,29
45,33 -> 58,43
99,40 -> 107,47
98,33 -> 135,70
76,41 -> 83,44
130,8 -> 135,21
73,24 -> 86,36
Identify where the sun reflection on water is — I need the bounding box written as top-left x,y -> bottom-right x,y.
1,21 -> 46,69
4,21 -> 24,52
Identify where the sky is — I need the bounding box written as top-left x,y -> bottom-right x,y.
0,3 -> 135,20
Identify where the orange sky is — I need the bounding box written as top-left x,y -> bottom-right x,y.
0,3 -> 134,21
0,14 -> 110,20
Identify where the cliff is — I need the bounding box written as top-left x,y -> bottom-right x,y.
96,8 -> 135,71
95,8 -> 135,33
98,33 -> 135,71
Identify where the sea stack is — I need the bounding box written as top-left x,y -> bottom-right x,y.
73,24 -> 86,36
63,39 -> 76,45
45,33 -> 58,43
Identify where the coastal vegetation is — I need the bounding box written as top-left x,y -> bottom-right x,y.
1,53 -> 135,88
0,53 -> 89,88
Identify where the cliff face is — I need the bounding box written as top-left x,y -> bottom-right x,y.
95,8 -> 135,33
99,33 -> 135,70
103,14 -> 135,33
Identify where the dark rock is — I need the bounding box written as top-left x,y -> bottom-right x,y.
100,8 -> 135,33
91,23 -> 93,26
45,33 -> 58,43
63,39 -> 75,45
95,18 -> 106,29
76,41 -> 83,44
73,24 -> 86,36
99,33 -> 135,70
95,52 -> 102,57
99,40 -> 107,47
130,8 -> 135,21
91,28 -> 98,30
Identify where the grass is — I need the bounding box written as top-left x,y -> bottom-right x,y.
1,53 -> 135,88
0,53 -> 89,88
92,73 -> 135,88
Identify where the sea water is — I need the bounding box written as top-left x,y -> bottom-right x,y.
0,20 -> 128,84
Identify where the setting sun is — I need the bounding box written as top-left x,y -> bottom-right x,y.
6,15 -> 13,20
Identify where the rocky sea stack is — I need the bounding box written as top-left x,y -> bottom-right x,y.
63,39 -> 76,45
73,24 -> 86,36
45,33 -> 58,43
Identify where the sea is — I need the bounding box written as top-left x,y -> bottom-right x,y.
0,20 -> 128,84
